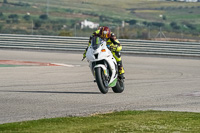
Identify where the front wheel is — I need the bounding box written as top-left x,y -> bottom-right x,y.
95,67 -> 109,94
112,79 -> 124,93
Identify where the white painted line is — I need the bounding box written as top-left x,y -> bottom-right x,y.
51,63 -> 78,67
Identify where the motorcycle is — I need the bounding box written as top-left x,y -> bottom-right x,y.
83,36 -> 124,94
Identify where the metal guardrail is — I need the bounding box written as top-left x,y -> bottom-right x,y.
0,34 -> 200,57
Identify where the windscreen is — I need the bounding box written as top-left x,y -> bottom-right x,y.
91,37 -> 103,50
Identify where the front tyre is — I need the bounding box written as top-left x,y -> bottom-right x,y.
112,79 -> 124,93
95,67 -> 109,94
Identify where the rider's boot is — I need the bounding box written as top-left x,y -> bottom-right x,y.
117,61 -> 125,79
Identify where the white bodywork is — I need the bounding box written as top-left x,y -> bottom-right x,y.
86,37 -> 118,86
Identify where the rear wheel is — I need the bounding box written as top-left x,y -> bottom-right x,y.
95,67 -> 109,94
112,79 -> 124,93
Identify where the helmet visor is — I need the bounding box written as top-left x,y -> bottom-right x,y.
103,31 -> 108,38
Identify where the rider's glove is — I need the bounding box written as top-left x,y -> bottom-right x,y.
82,51 -> 86,61
110,44 -> 118,52
83,52 -> 86,58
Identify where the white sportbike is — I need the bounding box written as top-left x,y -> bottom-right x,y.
84,36 -> 124,94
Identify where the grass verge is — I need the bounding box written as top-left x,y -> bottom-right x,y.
0,64 -> 24,67
0,110 -> 200,132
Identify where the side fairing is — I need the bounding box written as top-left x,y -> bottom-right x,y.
86,46 -> 95,61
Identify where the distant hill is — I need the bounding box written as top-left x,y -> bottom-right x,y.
0,0 -> 199,40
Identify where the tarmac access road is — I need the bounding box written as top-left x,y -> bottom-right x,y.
0,49 -> 200,124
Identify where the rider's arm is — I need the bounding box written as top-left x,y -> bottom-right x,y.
83,36 -> 92,58
83,30 -> 100,58
110,33 -> 122,52
86,30 -> 101,50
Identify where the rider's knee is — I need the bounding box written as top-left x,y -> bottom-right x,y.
115,52 -> 121,58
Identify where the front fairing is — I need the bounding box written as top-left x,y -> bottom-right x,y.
86,37 -> 110,61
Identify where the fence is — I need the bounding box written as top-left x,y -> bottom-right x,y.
0,34 -> 200,57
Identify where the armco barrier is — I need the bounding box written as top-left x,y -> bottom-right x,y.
0,34 -> 200,57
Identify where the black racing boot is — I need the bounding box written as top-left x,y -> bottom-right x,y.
117,61 -> 125,79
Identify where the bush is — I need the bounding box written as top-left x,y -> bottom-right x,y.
162,15 -> 167,20
0,24 -> 3,31
59,30 -> 72,36
39,14 -> 48,20
8,14 -> 18,19
0,12 -> 3,17
143,21 -> 152,26
3,0 -> 8,4
0,12 -> 4,20
23,15 -> 31,21
6,20 -> 11,24
15,2 -> 30,7
151,22 -> 165,27
8,14 -> 19,23
34,21 -> 42,29
186,23 -> 196,30
126,19 -> 137,25
170,22 -> 180,30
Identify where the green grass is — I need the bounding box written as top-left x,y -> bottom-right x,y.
0,64 -> 24,67
1,110 -> 200,132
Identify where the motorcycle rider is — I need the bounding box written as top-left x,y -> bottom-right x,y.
83,26 -> 125,79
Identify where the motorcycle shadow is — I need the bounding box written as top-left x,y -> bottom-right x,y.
0,90 -> 101,94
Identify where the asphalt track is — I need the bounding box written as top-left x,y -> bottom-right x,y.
0,49 -> 200,124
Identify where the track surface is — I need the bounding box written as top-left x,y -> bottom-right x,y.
0,49 -> 200,124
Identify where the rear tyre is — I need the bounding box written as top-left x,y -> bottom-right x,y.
95,67 -> 109,94
112,79 -> 124,93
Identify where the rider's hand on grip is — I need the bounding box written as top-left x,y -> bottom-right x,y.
82,52 -> 86,61
110,44 -> 117,52
82,57 -> 86,61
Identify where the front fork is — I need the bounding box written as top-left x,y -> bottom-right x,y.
94,64 -> 108,78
